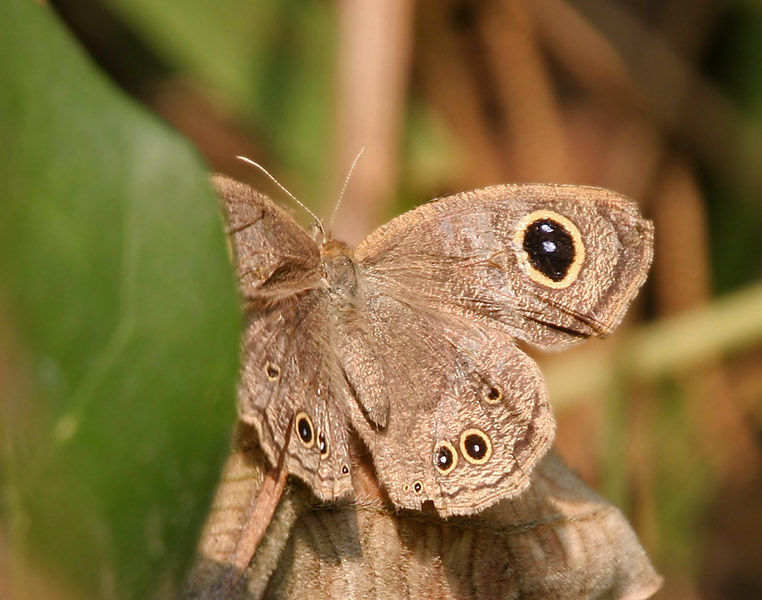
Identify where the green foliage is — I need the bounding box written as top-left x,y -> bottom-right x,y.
0,1 -> 240,597
104,0 -> 338,203
705,3 -> 762,293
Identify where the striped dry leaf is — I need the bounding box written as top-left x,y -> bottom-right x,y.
184,423 -> 661,600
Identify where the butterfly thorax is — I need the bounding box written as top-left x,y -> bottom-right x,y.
320,238 -> 360,307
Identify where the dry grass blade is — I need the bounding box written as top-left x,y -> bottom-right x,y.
332,0 -> 415,243
570,0 -> 762,195
479,0 -> 571,180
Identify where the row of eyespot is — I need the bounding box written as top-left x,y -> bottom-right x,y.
264,362 -> 340,466
292,411 -> 493,484
293,410 -> 351,475
401,429 -> 494,498
434,428 -> 493,475
266,362 -> 501,480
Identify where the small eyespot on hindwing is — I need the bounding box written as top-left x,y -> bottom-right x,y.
265,361 -> 281,381
434,441 -> 458,474
318,431 -> 329,457
295,412 -> 315,448
482,382 -> 503,404
460,429 -> 493,465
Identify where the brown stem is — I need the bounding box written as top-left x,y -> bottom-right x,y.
224,437 -> 290,596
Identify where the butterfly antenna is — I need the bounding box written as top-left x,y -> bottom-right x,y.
236,155 -> 326,242
328,146 -> 365,232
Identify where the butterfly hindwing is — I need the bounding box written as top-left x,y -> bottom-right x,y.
237,293 -> 354,501
341,293 -> 554,515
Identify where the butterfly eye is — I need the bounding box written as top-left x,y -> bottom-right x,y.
434,441 -> 458,475
264,361 -> 281,381
459,429 -> 493,465
482,383 -> 503,404
318,432 -> 329,457
514,210 -> 585,289
294,412 -> 315,448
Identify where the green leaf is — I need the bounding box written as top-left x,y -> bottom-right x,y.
0,1 -> 240,598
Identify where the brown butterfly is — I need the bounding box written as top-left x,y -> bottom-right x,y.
216,176 -> 653,517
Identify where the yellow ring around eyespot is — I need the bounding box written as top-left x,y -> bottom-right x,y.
264,361 -> 281,381
294,411 -> 315,449
433,440 -> 459,475
513,209 -> 586,289
482,383 -> 504,405
459,428 -> 493,465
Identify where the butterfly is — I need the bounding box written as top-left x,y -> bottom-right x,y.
215,176 -> 653,517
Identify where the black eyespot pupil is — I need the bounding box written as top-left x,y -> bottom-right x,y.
297,417 -> 312,443
523,218 -> 575,282
341,464 -> 349,474
414,482 -> 422,492
318,433 -> 327,454
265,363 -> 279,378
436,446 -> 454,471
487,387 -> 500,400
464,434 -> 487,460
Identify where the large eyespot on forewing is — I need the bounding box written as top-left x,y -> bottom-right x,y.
514,210 -> 585,289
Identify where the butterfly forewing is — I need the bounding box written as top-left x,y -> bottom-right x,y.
356,184 -> 653,350
214,175 -> 322,304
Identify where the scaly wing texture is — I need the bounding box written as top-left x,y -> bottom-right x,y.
215,176 -> 352,501
342,293 -> 555,515
356,184 -> 653,350
341,184 -> 650,514
237,294 -> 354,501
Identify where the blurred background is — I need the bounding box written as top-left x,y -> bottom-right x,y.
2,0 -> 762,599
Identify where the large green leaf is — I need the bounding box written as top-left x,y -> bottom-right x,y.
0,1 -> 240,598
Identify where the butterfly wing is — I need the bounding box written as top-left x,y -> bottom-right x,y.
216,176 -> 353,501
356,184 -> 653,350
346,184 -> 651,514
236,294 -> 354,501
343,293 -> 554,515
214,175 -> 323,305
